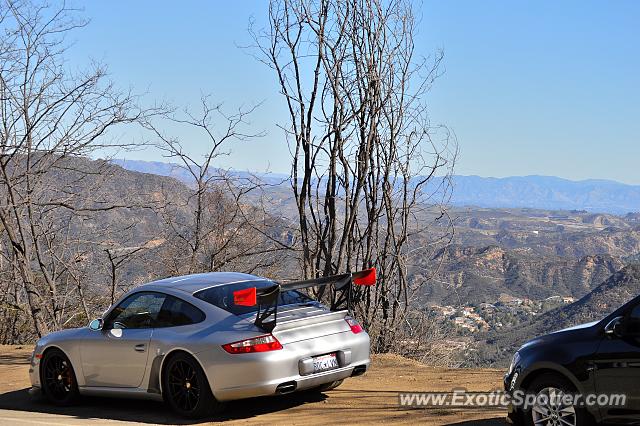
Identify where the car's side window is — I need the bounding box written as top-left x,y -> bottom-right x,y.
624,303 -> 640,335
105,292 -> 167,330
155,295 -> 205,328
629,304 -> 640,319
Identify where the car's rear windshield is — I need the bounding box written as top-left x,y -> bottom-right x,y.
193,280 -> 313,316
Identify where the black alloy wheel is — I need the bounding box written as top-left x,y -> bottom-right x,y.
168,359 -> 200,412
41,348 -> 79,405
163,352 -> 219,418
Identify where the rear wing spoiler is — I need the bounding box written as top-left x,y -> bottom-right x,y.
233,268 -> 376,332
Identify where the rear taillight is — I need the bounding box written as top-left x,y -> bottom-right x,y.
222,334 -> 283,354
345,316 -> 363,334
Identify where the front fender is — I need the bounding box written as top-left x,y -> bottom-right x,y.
31,328 -> 90,388
516,361 -> 592,396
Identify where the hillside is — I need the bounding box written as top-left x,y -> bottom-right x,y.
448,207 -> 640,258
0,156 -> 296,343
420,245 -> 623,304
478,264 -> 640,366
540,263 -> 640,328
43,161 -> 640,314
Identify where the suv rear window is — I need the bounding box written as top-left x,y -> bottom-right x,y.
194,280 -> 312,316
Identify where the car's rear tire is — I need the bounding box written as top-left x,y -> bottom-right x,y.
312,379 -> 344,393
523,373 -> 590,426
40,348 -> 79,406
162,352 -> 220,419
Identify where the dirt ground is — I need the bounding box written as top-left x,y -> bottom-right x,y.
0,345 -> 507,425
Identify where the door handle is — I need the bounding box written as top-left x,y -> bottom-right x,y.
134,344 -> 146,352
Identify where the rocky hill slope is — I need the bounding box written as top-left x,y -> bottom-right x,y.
418,245 -> 623,305
477,264 -> 640,366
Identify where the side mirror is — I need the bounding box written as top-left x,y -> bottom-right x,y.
89,318 -> 103,331
604,316 -> 624,337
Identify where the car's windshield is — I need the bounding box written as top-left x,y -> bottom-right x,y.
193,280 -> 313,316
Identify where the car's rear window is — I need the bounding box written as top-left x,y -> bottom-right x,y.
193,280 -> 313,316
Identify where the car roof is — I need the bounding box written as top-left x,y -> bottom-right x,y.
144,272 -> 271,294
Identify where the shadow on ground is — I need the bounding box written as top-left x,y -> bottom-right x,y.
0,388 -> 328,424
445,419 -> 507,426
0,352 -> 32,365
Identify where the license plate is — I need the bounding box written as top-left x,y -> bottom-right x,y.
313,353 -> 339,373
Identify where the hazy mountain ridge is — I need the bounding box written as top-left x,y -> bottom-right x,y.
112,159 -> 289,186
113,159 -> 640,214
451,175 -> 640,214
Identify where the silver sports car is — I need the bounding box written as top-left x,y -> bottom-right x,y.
29,269 -> 373,418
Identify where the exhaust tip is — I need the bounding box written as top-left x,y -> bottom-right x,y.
351,365 -> 367,377
276,381 -> 297,394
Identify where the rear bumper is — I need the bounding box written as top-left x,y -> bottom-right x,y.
504,372 -> 522,424
200,330 -> 370,401
216,361 -> 369,401
505,401 -> 520,424
28,386 -> 42,397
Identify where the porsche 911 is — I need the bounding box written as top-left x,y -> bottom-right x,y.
29,269 -> 374,418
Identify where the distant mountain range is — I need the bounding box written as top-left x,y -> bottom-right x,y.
113,159 -> 640,214
451,175 -> 640,214
112,159 -> 289,186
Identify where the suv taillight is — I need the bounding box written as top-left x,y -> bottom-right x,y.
345,316 -> 363,334
222,334 -> 283,354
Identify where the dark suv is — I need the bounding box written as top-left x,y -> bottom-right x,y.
505,294 -> 640,425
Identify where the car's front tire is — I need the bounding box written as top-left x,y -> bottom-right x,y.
40,348 -> 79,406
524,373 -> 590,426
162,352 -> 220,419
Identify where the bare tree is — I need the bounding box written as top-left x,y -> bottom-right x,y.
0,0 -> 148,338
253,0 -> 457,351
143,98 -> 288,277
103,232 -> 164,306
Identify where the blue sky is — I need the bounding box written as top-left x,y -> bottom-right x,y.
68,1 -> 640,184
